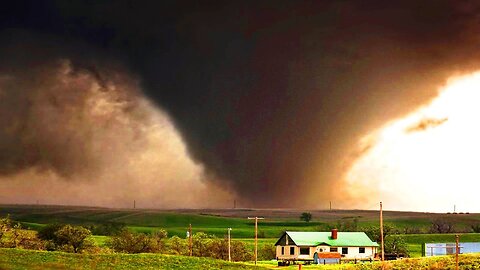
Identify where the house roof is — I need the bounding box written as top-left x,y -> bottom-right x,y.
275,231 -> 379,247
317,252 -> 342,259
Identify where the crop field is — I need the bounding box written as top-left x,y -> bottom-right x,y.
4,204 -> 480,237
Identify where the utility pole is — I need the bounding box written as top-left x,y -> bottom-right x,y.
248,217 -> 264,265
188,224 -> 193,256
228,228 -> 232,262
133,200 -> 136,209
329,201 -> 332,211
455,234 -> 459,270
380,202 -> 385,265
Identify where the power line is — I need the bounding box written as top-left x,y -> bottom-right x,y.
247,217 -> 264,265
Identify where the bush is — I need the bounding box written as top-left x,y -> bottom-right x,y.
9,228 -> 45,250
206,237 -> 252,262
85,222 -> 126,236
166,235 -> 188,255
0,215 -> 44,250
164,233 -> 252,261
385,235 -> 409,256
151,229 -> 168,252
39,224 -> 94,253
471,222 -> 480,233
230,240 -> 253,261
54,225 -> 93,253
108,229 -> 155,253
327,218 -> 360,232
0,215 -> 15,241
403,226 -> 422,234
207,238 -> 228,260
258,244 -> 275,260
430,218 -> 454,233
38,223 -> 66,249
192,232 -> 215,257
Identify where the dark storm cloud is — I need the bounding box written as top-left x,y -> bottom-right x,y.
0,33 -> 146,177
2,1 -> 480,207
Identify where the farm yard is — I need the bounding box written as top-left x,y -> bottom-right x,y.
2,204 -> 480,269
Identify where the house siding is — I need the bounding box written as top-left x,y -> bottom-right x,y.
339,246 -> 376,259
276,245 -> 376,260
276,245 -> 298,260
275,231 -> 378,262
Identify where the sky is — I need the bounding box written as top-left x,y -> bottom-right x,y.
1,1 -> 480,211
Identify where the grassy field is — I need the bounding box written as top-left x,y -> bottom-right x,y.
0,248 -> 267,270
5,205 -> 480,238
87,232 -> 480,258
2,248 -> 480,270
3,204 -> 480,259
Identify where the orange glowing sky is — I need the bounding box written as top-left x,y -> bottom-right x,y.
346,72 -> 480,212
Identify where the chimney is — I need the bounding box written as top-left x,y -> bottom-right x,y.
331,229 -> 338,239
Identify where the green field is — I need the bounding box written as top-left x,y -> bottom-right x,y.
3,248 -> 480,270
3,204 -> 480,261
0,248 -> 267,270
6,205 -> 480,238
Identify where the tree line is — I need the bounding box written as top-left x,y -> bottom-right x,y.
0,215 -> 275,261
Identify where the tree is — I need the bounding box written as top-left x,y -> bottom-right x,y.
38,223 -> 69,251
208,238 -> 229,260
363,224 -> 396,243
471,222 -> 480,233
167,235 -> 188,255
151,229 -> 168,252
384,235 -> 409,256
230,240 -> 253,261
0,215 -> 14,243
1,216 -> 44,250
300,212 -> 312,222
85,222 -> 126,236
10,228 -> 45,250
258,243 -> 276,260
107,229 -> 153,253
54,225 -> 93,253
430,218 -> 454,233
329,218 -> 359,232
192,232 -> 215,257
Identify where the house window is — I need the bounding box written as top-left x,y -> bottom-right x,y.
330,247 -> 338,252
290,247 -> 295,255
281,247 -> 285,255
359,247 -> 365,254
300,247 -> 309,255
342,247 -> 348,254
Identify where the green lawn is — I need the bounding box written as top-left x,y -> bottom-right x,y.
0,248 -> 267,270
3,248 -> 480,270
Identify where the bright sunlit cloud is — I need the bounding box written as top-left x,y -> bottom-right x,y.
346,72 -> 480,212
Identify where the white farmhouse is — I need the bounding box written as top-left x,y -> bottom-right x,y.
275,229 -> 379,264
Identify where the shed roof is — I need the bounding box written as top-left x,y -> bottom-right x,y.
275,231 -> 379,247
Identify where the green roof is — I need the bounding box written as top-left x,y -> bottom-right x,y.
277,231 -> 379,247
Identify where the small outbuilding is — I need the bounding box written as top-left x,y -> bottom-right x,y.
275,229 -> 378,264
